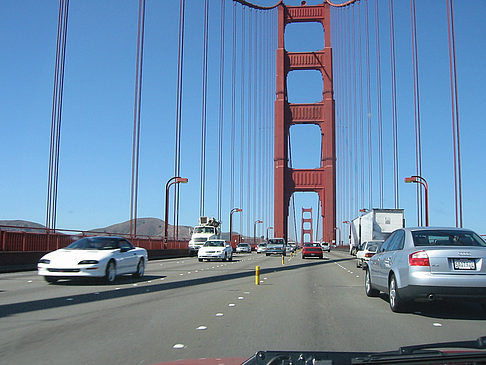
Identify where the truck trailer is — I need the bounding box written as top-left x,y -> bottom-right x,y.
349,209 -> 404,255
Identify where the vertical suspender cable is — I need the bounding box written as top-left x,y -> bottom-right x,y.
447,0 -> 463,227
230,2 -> 237,222
217,0 -> 225,222
240,6 -> 246,234
200,0 -> 210,217
352,5 -> 358,214
358,1 -> 364,210
389,0 -> 399,209
365,0 -> 372,209
47,0 -> 69,232
374,0 -> 384,209
410,0 -> 423,225
173,0 -> 185,241
247,10 -> 253,236
130,0 -> 146,238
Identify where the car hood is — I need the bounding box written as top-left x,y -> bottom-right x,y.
41,249 -> 114,266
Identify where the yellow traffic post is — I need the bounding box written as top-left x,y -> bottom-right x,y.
255,265 -> 260,285
282,255 -> 285,265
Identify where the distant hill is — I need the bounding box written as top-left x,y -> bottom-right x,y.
0,220 -> 46,232
90,217 -> 193,240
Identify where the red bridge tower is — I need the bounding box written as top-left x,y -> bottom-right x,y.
274,2 -> 336,244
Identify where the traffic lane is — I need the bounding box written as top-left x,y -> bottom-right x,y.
0,253 -> 258,306
0,254 -> 291,364
0,253 -> 267,316
173,252 -> 486,359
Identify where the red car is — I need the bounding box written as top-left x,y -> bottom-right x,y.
302,243 -> 323,259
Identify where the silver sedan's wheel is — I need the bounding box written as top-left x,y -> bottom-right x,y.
389,275 -> 407,312
365,269 -> 379,297
133,259 -> 145,278
105,261 -> 116,283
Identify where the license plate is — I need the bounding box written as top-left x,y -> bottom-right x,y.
453,259 -> 476,270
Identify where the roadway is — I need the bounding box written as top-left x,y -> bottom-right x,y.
1,249 -> 485,364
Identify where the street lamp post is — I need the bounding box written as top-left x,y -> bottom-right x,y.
164,176 -> 188,242
253,220 -> 263,247
229,208 -> 242,248
334,226 -> 341,246
266,226 -> 274,241
404,175 -> 429,226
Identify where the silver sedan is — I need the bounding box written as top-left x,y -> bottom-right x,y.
365,227 -> 486,312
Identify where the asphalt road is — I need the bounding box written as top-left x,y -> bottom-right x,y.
1,249 -> 485,364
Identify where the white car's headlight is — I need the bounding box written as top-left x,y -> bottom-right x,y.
78,260 -> 99,265
38,259 -> 50,264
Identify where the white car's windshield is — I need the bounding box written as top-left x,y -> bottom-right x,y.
66,237 -> 120,250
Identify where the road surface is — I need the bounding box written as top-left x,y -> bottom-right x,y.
1,249 -> 485,364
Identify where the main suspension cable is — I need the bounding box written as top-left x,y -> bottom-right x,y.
129,0 -> 146,238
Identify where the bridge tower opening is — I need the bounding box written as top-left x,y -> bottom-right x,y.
274,2 -> 336,244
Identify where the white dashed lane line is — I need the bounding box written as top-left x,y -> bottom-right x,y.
173,344 -> 185,349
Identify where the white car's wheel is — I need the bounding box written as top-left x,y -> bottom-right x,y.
105,260 -> 116,283
133,259 -> 145,278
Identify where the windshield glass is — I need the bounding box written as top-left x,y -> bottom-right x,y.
193,226 -> 215,234
66,237 -> 119,250
204,240 -> 224,247
305,243 -> 321,248
412,230 -> 486,247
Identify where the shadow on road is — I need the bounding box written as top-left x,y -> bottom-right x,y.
0,257 -> 353,318
374,293 -> 486,320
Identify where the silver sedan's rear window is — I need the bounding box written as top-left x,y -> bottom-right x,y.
412,230 -> 486,247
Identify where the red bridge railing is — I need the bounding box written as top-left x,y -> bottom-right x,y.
0,226 -> 188,252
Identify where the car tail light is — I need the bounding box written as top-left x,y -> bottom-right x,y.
365,253 -> 375,258
409,250 -> 430,266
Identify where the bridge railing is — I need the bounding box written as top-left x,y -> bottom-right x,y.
0,225 -> 188,252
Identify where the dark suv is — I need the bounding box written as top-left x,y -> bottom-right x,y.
265,238 -> 286,256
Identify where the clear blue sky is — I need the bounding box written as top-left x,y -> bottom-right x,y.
1,0 -> 485,241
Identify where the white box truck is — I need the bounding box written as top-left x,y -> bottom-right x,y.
349,209 -> 404,255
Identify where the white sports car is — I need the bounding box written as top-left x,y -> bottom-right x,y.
198,239 -> 233,262
37,236 -> 148,284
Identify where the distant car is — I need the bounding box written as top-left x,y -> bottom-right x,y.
320,242 -> 331,252
356,241 -> 383,268
365,227 -> 486,312
198,239 -> 233,262
302,243 -> 323,259
257,243 -> 267,254
265,238 -> 286,256
37,236 -> 148,284
236,243 -> 251,253
286,244 -> 296,253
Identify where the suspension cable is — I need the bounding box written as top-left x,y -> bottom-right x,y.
389,0 -> 399,209
230,2 -> 237,222
129,0 -> 146,238
240,6 -> 246,234
374,0 -> 384,209
410,0 -> 423,225
47,0 -> 69,232
173,0 -> 185,241
365,0 -> 372,209
199,0 -> 210,217
447,0 -> 463,227
217,0 -> 225,222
